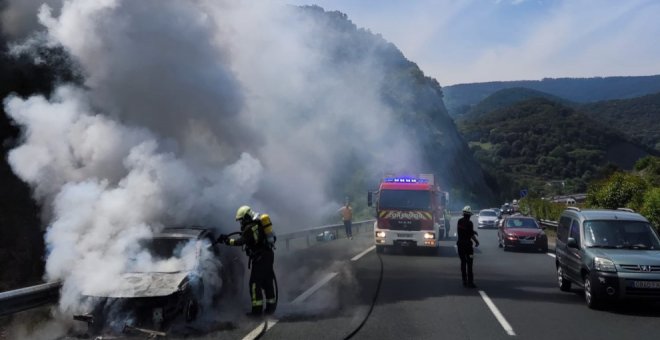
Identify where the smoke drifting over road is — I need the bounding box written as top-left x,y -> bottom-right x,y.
2,0 -> 422,323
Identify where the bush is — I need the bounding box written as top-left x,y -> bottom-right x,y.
641,187 -> 660,228
519,198 -> 564,221
586,172 -> 647,211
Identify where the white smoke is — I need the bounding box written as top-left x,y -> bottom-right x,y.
3,0 -> 423,321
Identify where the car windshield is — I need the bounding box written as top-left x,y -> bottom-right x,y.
505,218 -> 539,229
379,189 -> 431,210
480,210 -> 497,217
130,237 -> 198,273
584,220 -> 660,249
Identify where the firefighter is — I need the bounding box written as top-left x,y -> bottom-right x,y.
456,205 -> 479,288
218,205 -> 277,316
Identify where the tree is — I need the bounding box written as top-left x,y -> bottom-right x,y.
587,172 -> 648,210
641,188 -> 660,228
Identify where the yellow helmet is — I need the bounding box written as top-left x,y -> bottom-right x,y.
236,205 -> 253,221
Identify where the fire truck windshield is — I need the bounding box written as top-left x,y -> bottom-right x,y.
379,190 -> 431,210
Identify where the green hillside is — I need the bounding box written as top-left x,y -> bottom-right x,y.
457,87 -> 571,121
458,98 -> 654,200
579,92 -> 660,152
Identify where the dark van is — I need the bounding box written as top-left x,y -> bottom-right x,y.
555,207 -> 660,309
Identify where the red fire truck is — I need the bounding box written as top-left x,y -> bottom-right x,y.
368,174 -> 449,254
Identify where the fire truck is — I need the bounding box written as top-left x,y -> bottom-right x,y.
368,174 -> 449,254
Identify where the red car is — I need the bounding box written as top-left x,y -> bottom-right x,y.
498,216 -> 548,252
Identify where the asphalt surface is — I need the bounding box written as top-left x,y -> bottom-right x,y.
6,215 -> 660,339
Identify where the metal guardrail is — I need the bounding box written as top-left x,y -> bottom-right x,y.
539,219 -> 559,229
0,219 -> 376,317
0,281 -> 61,317
279,219 -> 375,250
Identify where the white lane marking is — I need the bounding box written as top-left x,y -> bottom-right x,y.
241,319 -> 279,340
351,246 -> 376,261
291,272 -> 338,304
478,290 -> 516,336
242,272 -> 338,338
546,253 -> 556,258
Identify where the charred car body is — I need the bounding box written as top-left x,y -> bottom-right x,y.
74,227 -> 243,336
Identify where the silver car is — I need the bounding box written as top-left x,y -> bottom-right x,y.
477,209 -> 499,229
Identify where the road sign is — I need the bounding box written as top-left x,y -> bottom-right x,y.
520,189 -> 528,198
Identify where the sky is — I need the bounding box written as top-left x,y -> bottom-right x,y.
283,0 -> 660,86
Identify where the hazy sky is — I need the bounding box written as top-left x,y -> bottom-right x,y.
284,0 -> 660,86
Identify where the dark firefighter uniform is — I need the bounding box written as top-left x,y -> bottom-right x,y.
221,206 -> 277,316
456,206 -> 479,288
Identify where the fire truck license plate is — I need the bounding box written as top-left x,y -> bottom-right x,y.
397,233 -> 412,238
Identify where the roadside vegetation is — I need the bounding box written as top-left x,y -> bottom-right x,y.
521,156 -> 660,230
586,156 -> 660,228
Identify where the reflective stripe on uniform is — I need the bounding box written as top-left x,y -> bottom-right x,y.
266,298 -> 277,304
251,283 -> 263,306
252,225 -> 259,242
229,239 -> 235,245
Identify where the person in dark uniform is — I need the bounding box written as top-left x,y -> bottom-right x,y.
456,205 -> 479,288
219,205 -> 277,316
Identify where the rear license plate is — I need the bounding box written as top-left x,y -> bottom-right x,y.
519,239 -> 535,244
633,281 -> 660,289
397,233 -> 413,237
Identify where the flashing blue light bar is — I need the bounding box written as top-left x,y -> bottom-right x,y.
383,177 -> 429,183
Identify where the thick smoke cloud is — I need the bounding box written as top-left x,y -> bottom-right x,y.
0,0 -> 63,39
3,0 -> 423,318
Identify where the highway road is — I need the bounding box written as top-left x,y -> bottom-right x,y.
4,215 -> 660,339
190,214 -> 660,340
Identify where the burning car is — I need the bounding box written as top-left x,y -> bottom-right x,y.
73,226 -> 243,337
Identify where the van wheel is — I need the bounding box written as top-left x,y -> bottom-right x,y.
584,274 -> 603,309
557,266 -> 571,292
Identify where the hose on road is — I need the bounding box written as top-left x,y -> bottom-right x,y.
343,249 -> 384,340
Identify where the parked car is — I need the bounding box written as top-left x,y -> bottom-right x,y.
477,209 -> 499,229
498,216 -> 548,252
73,227 -> 244,337
555,207 -> 660,309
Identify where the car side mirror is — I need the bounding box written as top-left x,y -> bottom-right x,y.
567,237 -> 578,249
367,192 -> 373,207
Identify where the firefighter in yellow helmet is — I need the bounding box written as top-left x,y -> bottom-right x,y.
218,205 -> 277,316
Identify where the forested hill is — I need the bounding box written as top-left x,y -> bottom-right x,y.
457,87 -> 571,121
444,75 -> 660,117
458,98 -> 654,200
579,92 -> 660,152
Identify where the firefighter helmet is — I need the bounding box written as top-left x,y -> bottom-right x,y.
236,205 -> 254,221
462,205 -> 473,215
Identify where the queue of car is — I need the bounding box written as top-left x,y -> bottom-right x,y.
476,204 -> 660,310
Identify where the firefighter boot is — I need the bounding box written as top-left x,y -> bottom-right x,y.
265,302 -> 276,315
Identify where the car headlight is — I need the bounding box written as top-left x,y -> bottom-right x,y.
506,234 -> 517,239
375,231 -> 386,238
424,232 -> 435,239
594,257 -> 617,272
